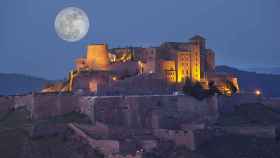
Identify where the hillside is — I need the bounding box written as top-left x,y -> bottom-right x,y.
245,67 -> 280,75
216,66 -> 280,97
0,73 -> 49,95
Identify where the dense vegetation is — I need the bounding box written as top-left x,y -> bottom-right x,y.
182,78 -> 237,100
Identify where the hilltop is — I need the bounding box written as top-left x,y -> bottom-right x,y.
0,73 -> 49,95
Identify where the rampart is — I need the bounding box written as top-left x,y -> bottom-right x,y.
30,93 -> 79,120
0,93 -> 218,128
218,93 -> 262,113
153,128 -> 210,151
222,126 -> 276,138
79,95 -> 218,129
0,96 -> 14,114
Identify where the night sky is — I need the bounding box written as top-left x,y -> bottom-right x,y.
0,0 -> 279,79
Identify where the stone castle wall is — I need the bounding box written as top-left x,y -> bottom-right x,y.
0,96 -> 14,114
30,93 -> 79,120
69,123 -> 120,156
177,95 -> 219,123
98,74 -> 174,95
222,126 -> 276,138
79,95 -> 218,129
153,128 -> 210,151
218,93 -> 261,113
14,94 -> 33,110
0,93 -> 218,125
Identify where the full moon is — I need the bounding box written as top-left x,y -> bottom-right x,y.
55,7 -> 90,42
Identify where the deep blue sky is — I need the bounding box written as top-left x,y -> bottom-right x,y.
0,0 -> 279,79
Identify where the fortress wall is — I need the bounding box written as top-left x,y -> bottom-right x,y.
31,93 -> 60,119
31,93 -> 80,120
79,96 -> 96,122
153,129 -> 196,150
91,95 -> 177,129
99,76 -> 173,95
218,93 -> 261,113
110,61 -> 139,76
80,95 -> 218,129
0,96 -> 14,114
59,94 -> 79,114
94,140 -> 120,155
140,140 -> 157,152
14,94 -> 33,110
77,121 -> 110,139
69,123 -> 120,156
223,126 -> 276,138
174,130 -> 195,150
29,93 -> 217,124
109,154 -> 142,158
193,129 -> 212,149
72,71 -> 111,93
177,95 -> 219,124
153,128 -> 210,151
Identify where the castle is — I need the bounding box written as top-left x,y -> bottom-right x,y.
43,35 -> 239,95
2,35 -> 273,158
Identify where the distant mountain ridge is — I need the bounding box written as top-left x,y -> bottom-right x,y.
244,67 -> 280,75
216,65 -> 280,97
0,73 -> 49,95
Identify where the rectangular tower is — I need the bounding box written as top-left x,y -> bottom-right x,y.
176,51 -> 191,83
86,44 -> 110,71
191,44 -> 201,81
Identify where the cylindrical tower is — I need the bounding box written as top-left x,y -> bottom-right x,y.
86,44 -> 110,71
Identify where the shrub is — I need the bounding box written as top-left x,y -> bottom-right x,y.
182,79 -> 208,100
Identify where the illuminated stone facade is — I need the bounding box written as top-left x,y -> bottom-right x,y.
158,35 -> 210,83
87,44 -> 110,70
160,60 -> 177,83
74,35 -> 214,85
176,52 -> 191,83
208,73 -> 240,95
61,35 -> 238,94
75,44 -> 110,71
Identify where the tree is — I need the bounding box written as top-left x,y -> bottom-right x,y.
182,78 -> 193,94
225,80 -> 238,96
182,79 -> 207,100
208,81 -> 222,96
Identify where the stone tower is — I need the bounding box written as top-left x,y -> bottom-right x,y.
190,36 -> 203,81
191,44 -> 201,81
86,44 -> 110,71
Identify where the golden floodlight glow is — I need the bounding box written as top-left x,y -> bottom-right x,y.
255,90 -> 261,96
112,76 -> 117,81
